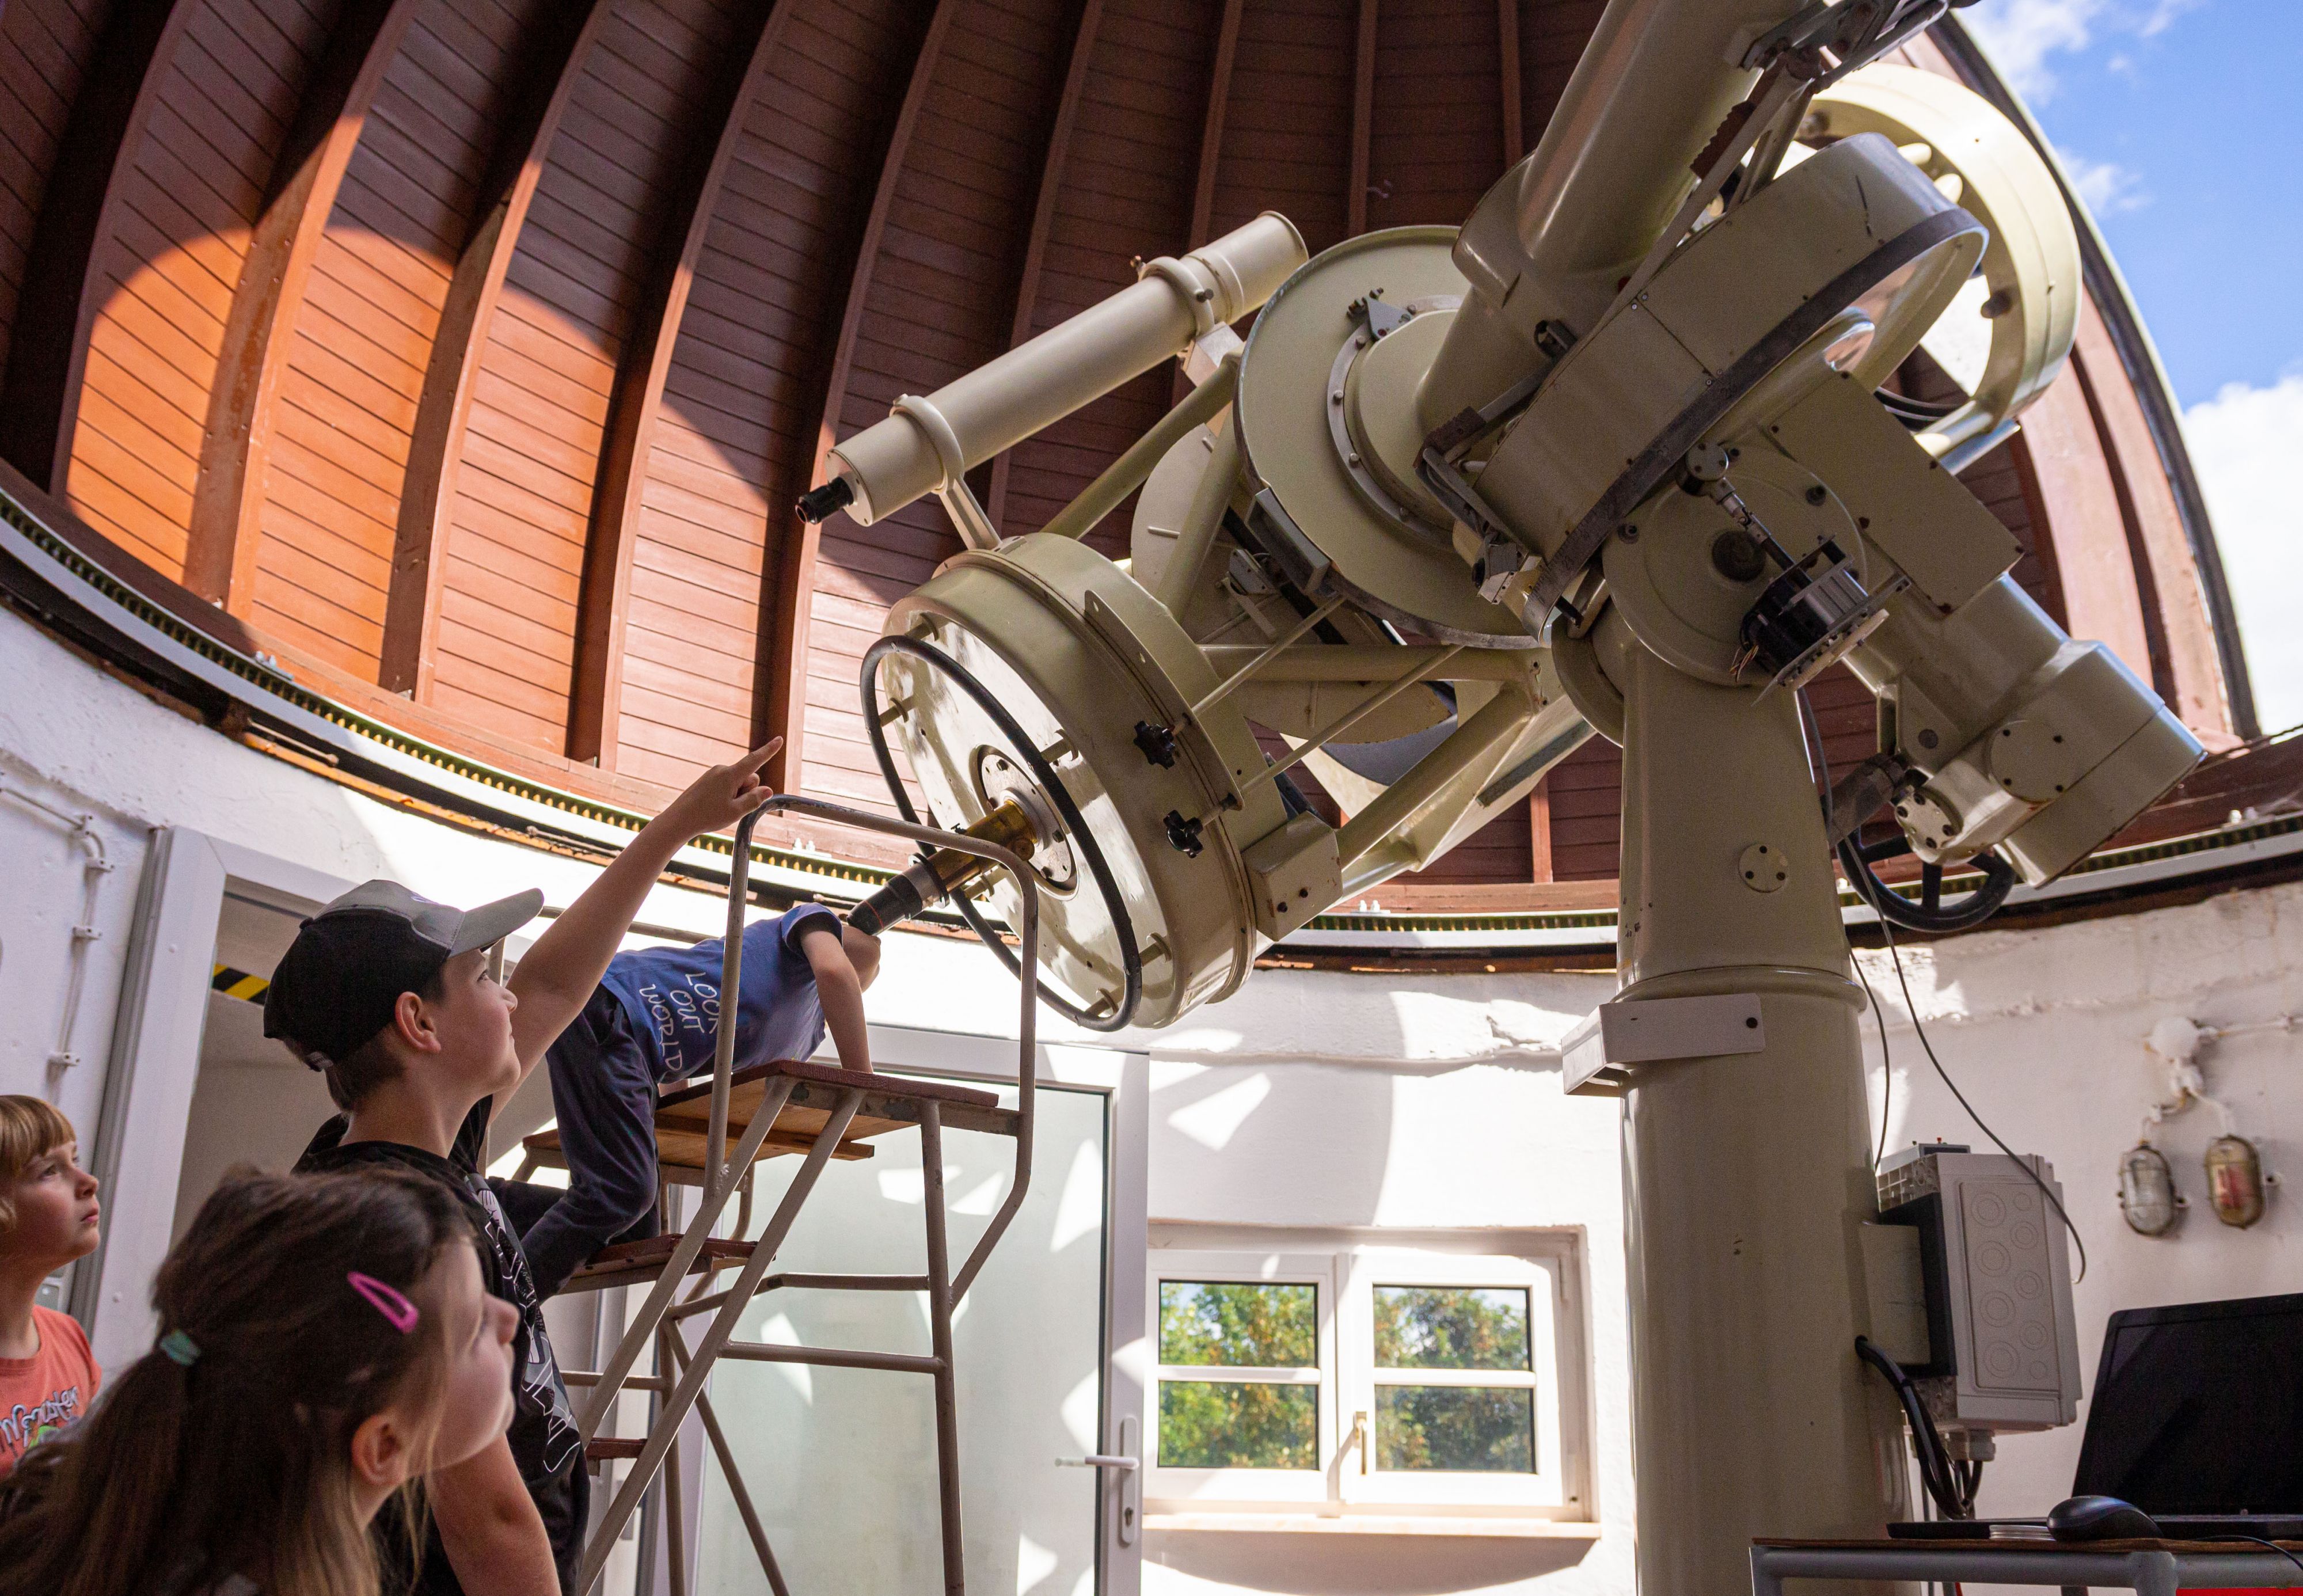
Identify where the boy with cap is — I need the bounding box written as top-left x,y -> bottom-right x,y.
264,742 -> 784,1596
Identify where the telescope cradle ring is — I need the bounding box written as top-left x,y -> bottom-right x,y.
861,632 -> 1145,1033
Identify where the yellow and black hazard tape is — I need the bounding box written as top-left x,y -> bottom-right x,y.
211,965 -> 269,1003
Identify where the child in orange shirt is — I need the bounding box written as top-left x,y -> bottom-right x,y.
0,1097 -> 101,1476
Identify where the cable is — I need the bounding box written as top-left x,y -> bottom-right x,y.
1879,917 -> 2089,1285
1796,691 -> 1895,1172
1857,1336 -> 1973,1519
2224,1537 -> 2303,1576
1854,951 -> 1895,1171
1793,690 -> 2013,936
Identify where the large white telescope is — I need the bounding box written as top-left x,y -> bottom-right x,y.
797,1 -> 2202,1586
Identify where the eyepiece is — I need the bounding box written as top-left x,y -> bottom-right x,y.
796,476 -> 857,524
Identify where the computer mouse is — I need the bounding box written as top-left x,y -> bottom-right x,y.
2049,1496 -> 2163,1542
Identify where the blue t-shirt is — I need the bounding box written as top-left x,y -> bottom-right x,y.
596,904 -> 841,1085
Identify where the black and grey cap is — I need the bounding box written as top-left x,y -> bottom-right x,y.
262,880 -> 544,1069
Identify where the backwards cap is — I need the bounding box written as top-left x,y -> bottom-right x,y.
262,880 -> 542,1068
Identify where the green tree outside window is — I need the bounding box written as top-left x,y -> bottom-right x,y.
1158,1282 -> 1318,1468
1373,1286 -> 1536,1473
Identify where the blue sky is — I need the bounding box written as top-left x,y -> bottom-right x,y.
1962,0 -> 2303,734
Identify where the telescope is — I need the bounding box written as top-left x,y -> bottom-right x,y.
796,1 -> 2203,1587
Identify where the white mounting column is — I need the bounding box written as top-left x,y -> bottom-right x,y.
1613,640 -> 1913,1596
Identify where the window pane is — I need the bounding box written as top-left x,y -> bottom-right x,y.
1159,1281 -> 1317,1367
1160,1381 -> 1318,1468
1373,1286 -> 1530,1371
1377,1386 -> 1535,1472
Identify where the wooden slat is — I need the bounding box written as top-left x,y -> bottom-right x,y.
1209,0 -> 1354,252
1499,0 -> 1522,164
0,0 -> 190,491
765,0 -> 957,797
0,1 -> 109,384
1187,0 -> 1242,246
1347,0 -> 1377,237
1528,773 -> 1552,881
520,1123 -> 876,1172
984,0 -> 1102,531
2068,293 -> 2237,743
379,0 -> 607,697
183,0 -> 419,610
567,0 -> 791,768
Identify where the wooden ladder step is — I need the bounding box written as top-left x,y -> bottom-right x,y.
559,1233 -> 755,1294
652,1060 -> 1020,1145
521,1123 -> 877,1183
522,1061 -> 1016,1185
586,1437 -> 645,1464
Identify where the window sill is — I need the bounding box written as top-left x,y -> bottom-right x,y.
1144,1513 -> 1605,1539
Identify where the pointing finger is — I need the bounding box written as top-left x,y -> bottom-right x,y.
735,737 -> 784,778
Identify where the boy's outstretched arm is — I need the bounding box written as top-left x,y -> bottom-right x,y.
803,924 -> 877,1073
431,1435 -> 559,1596
508,739 -> 782,1078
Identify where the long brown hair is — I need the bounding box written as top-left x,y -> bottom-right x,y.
0,1169 -> 473,1596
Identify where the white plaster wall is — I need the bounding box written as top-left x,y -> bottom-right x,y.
0,754 -> 151,1139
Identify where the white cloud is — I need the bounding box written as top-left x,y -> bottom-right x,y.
1960,0 -> 2203,98
2138,0 -> 2205,36
2058,147 -> 2149,214
2183,374 -> 2303,735
1962,0 -> 2107,98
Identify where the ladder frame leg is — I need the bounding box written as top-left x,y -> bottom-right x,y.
921,1103 -> 966,1595
579,1077 -> 795,1438
578,1089 -> 866,1595
663,1322 -> 794,1596
659,1324 -> 687,1596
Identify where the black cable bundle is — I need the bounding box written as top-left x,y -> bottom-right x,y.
1855,1335 -> 1981,1520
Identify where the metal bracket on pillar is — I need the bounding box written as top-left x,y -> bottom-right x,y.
1559,991 -> 1767,1097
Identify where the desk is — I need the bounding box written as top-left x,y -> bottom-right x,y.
1752,1538 -> 2303,1596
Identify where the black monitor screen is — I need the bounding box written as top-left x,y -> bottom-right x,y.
2073,1293 -> 2303,1514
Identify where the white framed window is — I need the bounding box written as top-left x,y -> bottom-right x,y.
1148,1249 -> 1337,1504
1146,1230 -> 1588,1522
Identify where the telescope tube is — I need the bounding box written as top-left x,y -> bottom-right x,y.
802,213 -> 1305,527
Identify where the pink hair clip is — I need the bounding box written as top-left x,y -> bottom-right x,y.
347,1271 -> 419,1334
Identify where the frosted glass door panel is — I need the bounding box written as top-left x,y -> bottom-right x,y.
696,1078 -> 1108,1595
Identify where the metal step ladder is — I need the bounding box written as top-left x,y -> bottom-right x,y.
534,795 -> 1040,1596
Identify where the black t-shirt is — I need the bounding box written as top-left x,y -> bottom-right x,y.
298,1102 -> 587,1593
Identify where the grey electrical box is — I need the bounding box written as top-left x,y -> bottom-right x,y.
1872,1144 -> 2082,1434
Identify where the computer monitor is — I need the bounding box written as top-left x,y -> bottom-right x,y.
2072,1292 -> 2303,1514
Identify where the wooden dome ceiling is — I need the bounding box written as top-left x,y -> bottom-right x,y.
0,0 -> 2253,902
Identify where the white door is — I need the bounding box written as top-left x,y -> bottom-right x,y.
694,1027 -> 1147,1595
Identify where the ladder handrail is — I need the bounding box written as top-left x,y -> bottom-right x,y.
579,795 -> 1044,1592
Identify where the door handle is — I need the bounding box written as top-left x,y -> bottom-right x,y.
1063,1419 -> 1143,1545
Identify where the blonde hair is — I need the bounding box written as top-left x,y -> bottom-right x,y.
0,1097 -> 75,1232
0,1170 -> 472,1596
